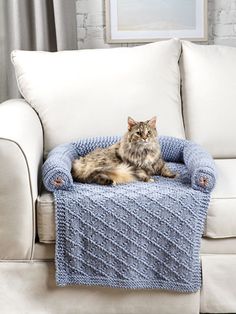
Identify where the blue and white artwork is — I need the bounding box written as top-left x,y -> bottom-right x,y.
117,0 -> 196,31
107,0 -> 207,42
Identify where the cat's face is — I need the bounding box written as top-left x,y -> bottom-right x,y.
127,116 -> 157,144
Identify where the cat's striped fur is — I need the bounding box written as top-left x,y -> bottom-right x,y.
72,117 -> 176,185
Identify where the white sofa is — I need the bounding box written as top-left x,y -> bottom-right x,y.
0,39 -> 236,314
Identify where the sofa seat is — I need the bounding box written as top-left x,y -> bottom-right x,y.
203,159 -> 236,238
37,159 -> 236,243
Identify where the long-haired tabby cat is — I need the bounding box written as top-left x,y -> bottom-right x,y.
72,116 -> 176,185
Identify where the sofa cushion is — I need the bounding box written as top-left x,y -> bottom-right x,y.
37,192 -> 55,243
12,39 -> 184,156
181,40 -> 236,158
37,159 -> 236,243
203,159 -> 236,238
201,255 -> 236,313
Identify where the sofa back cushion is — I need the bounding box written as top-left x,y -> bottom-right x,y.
181,41 -> 236,158
12,39 -> 184,155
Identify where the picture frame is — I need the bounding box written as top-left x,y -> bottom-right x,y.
105,0 -> 208,43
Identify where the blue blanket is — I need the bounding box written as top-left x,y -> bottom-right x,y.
42,136 -> 216,292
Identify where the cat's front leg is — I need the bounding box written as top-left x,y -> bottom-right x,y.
154,158 -> 177,178
160,163 -> 177,178
135,168 -> 153,182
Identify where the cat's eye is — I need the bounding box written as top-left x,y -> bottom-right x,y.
136,131 -> 141,136
148,131 -> 151,135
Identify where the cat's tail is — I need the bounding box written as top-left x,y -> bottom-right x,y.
106,164 -> 136,185
72,161 -> 136,185
88,164 -> 136,185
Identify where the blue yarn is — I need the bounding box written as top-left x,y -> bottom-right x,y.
42,143 -> 78,191
54,162 -> 212,291
42,136 -> 216,193
183,142 -> 216,193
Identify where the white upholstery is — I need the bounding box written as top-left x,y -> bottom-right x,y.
37,192 -> 55,243
181,41 -> 236,158
201,238 -> 236,255
203,159 -> 236,238
0,99 -> 43,259
2,257 -> 236,314
11,39 -> 185,155
201,255 -> 236,313
0,262 -> 200,314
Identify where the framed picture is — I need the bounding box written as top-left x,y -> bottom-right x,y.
105,0 -> 208,43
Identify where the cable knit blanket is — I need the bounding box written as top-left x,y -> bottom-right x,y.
42,136 -> 216,292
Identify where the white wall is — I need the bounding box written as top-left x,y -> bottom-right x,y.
76,0 -> 236,48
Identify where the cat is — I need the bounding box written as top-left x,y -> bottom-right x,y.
71,116 -> 177,185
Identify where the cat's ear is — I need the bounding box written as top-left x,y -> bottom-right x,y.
128,117 -> 137,130
147,116 -> 157,128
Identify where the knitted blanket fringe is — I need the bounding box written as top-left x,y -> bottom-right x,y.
42,136 -> 216,292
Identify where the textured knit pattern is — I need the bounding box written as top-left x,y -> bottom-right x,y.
42,136 -> 216,193
41,136 -> 216,291
42,143 -> 78,192
54,162 -> 211,291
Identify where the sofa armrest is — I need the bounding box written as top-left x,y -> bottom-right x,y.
0,99 -> 43,260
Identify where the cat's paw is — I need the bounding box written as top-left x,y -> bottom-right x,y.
95,174 -> 114,185
165,172 -> 178,179
148,178 -> 155,183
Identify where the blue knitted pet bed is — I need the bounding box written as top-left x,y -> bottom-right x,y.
42,136 -> 216,292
